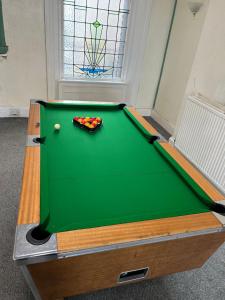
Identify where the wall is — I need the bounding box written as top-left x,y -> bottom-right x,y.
186,0 -> 225,109
153,0 -> 209,133
0,0 -> 47,115
0,0 -> 173,116
1,0 -> 212,122
0,0 -> 178,118
135,0 -> 175,115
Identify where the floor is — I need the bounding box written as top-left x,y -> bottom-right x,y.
0,118 -> 225,300
144,116 -> 171,141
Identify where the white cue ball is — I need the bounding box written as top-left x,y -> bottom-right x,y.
54,123 -> 61,130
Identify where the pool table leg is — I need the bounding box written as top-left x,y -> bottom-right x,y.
22,264 -> 65,300
20,265 -> 42,300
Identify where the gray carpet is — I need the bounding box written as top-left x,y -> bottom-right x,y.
0,118 -> 225,300
144,116 -> 171,141
0,118 -> 34,300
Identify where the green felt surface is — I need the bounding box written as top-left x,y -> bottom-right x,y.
40,102 -> 211,233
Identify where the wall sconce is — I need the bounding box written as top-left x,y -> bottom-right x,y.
188,1 -> 204,16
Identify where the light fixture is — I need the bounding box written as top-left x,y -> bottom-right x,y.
188,1 -> 204,16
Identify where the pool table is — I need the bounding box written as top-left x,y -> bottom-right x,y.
14,100 -> 225,300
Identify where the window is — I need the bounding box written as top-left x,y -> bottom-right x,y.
63,0 -> 130,80
45,0 -> 152,102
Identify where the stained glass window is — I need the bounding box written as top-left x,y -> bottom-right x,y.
63,0 -> 130,79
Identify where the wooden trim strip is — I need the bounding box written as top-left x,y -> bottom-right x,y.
160,142 -> 224,201
126,107 -> 158,136
57,213 -> 221,252
18,147 -> 40,225
18,102 -> 41,224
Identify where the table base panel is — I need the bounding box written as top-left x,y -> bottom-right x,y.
28,231 -> 225,300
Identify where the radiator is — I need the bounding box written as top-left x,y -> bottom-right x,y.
174,96 -> 225,194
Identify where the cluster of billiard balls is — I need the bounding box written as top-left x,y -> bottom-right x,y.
73,116 -> 102,129
53,116 -> 102,131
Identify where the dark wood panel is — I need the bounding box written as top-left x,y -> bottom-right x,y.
29,232 -> 225,300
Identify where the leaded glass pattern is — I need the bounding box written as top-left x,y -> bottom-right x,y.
63,0 -> 130,79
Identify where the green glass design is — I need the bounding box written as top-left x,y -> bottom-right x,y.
92,20 -> 101,28
76,20 -> 112,78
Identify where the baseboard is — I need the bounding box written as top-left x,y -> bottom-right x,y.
136,108 -> 152,116
150,110 -> 174,135
0,107 -> 29,118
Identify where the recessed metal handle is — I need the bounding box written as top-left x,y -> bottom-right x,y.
118,267 -> 149,283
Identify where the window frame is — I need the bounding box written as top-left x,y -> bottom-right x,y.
44,0 -> 152,104
62,1 -> 131,81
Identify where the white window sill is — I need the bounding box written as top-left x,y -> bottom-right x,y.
59,78 -> 127,86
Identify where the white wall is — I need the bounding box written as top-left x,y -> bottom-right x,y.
135,0 -> 175,115
153,0 -> 209,133
2,0 -> 211,123
0,0 -> 172,116
0,0 -> 176,117
186,0 -> 225,109
0,0 -> 47,114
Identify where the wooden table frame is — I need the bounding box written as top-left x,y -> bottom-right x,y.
13,100 -> 225,300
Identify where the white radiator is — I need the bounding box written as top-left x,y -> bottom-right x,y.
174,96 -> 225,194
